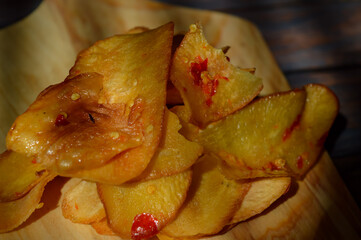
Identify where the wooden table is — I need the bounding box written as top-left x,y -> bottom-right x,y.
157,0 -> 361,209
0,0 -> 360,239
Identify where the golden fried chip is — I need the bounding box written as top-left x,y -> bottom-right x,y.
98,170 -> 192,239
230,177 -> 291,224
218,85 -> 338,178
0,151 -> 46,202
185,89 -> 307,178
0,173 -> 55,233
6,72 -> 142,173
62,180 -> 105,224
65,22 -> 174,184
7,23 -> 174,184
161,154 -> 249,238
135,109 -> 202,181
170,23 -> 263,126
280,84 -> 339,175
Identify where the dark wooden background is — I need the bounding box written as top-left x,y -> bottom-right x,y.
1,0 -> 360,208
156,0 -> 361,208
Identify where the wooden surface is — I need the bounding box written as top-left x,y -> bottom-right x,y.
0,0 -> 360,239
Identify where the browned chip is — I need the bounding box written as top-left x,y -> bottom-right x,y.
7,22 -> 174,185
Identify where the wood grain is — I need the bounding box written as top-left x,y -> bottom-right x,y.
0,0 -> 360,239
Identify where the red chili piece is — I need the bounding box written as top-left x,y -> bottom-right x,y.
282,114 -> 301,141
190,57 -> 208,86
190,57 -> 225,107
131,213 -> 159,240
55,114 -> 69,127
297,155 -> 304,169
31,158 -> 37,164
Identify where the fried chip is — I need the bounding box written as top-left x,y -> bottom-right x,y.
62,179 -> 105,224
98,170 -> 192,239
0,173 -> 55,233
230,177 -> 291,224
174,89 -> 306,178
135,109 -> 202,181
65,22 -> 174,184
170,23 -> 263,126
281,84 -> 339,175
161,154 -> 249,238
0,151 -> 46,202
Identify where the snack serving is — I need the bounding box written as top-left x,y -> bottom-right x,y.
0,22 -> 338,239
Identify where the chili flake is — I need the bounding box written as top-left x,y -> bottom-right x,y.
55,113 -> 69,127
131,213 -> 159,240
282,114 -> 301,141
189,56 -> 227,107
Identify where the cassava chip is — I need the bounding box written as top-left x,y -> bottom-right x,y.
161,154 -> 249,238
230,177 -> 291,224
7,72 -> 142,173
65,22 -> 174,184
5,23 -> 174,184
0,173 -> 55,233
0,151 -> 47,202
135,109 -> 202,181
170,23 -> 263,126
217,85 -> 338,178
280,84 -> 338,175
185,89 -> 307,178
62,180 -> 105,224
98,170 -> 192,239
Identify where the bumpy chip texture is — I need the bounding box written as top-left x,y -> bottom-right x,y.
161,154 -> 249,238
98,170 -> 192,239
68,22 -> 174,184
176,89 -> 307,178
135,109 -> 202,181
170,23 -> 263,126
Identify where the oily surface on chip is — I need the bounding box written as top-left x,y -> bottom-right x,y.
170,23 -> 263,126
135,109 -> 202,181
281,84 -> 339,175
56,22 -> 173,184
98,170 -> 192,239
181,89 -> 306,178
9,73 -> 143,174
